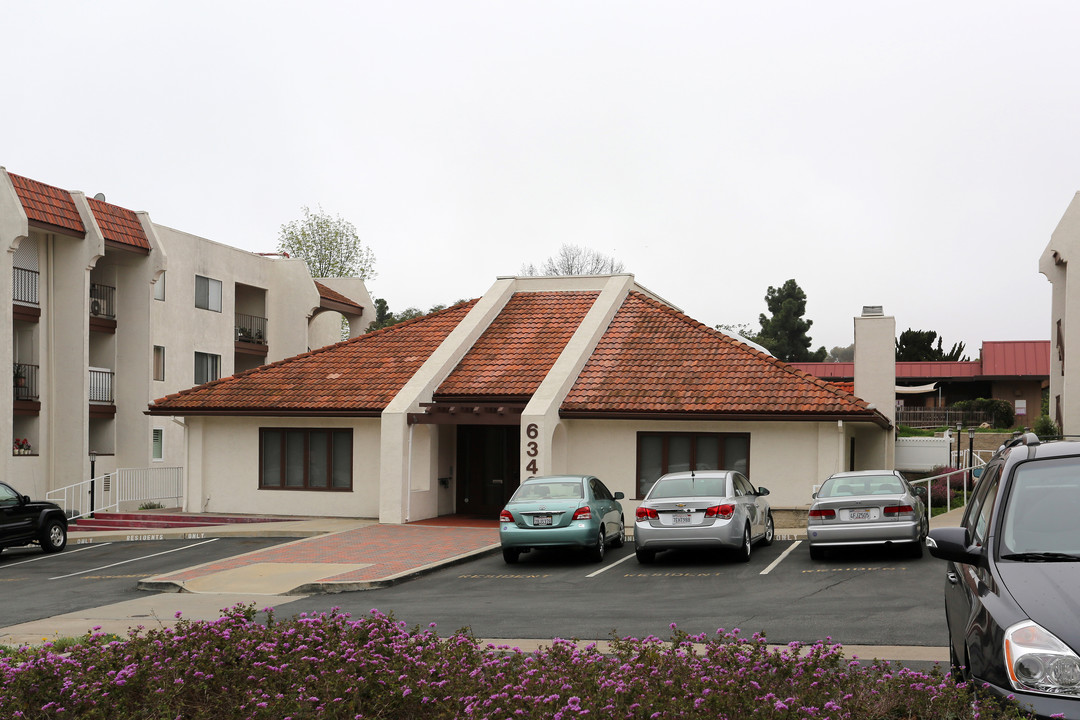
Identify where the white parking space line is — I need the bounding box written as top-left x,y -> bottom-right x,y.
760,541 -> 801,575
0,543 -> 113,569
586,552 -> 637,578
48,538 -> 219,580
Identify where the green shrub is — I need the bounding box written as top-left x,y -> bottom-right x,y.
1033,414 -> 1060,440
954,398 -> 1014,429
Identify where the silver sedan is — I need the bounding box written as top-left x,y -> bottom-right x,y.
633,470 -> 774,563
806,469 -> 928,560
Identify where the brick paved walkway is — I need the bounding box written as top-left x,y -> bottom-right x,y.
155,524 -> 500,585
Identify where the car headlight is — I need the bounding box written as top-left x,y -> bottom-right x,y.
1005,620 -> 1080,696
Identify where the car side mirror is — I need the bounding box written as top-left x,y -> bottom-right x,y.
926,527 -> 985,566
914,486 -> 927,498
613,492 -> 625,500
971,467 -> 983,479
757,487 -> 770,496
21,495 -> 30,504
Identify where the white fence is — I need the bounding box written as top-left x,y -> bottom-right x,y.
894,437 -> 951,472
47,467 -> 184,520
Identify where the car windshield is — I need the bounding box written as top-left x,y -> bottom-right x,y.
510,482 -> 583,501
818,475 -> 905,498
649,476 -> 728,499
1001,458 -> 1080,556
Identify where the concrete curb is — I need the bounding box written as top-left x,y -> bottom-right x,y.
286,544 -> 504,595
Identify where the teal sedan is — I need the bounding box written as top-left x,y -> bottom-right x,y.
500,475 -> 625,564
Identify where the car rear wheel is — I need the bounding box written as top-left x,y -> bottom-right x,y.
502,547 -> 520,564
635,547 -> 655,564
908,539 -> 924,559
589,528 -> 606,563
761,512 -> 775,546
611,518 -> 625,548
809,544 -> 825,561
735,524 -> 751,563
40,519 -> 67,553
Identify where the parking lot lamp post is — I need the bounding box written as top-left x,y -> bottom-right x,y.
89,451 -> 96,518
956,422 -> 963,468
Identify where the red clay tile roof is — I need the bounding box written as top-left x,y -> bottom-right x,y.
8,173 -> 85,236
436,291 -> 600,399
148,302 -> 477,414
561,293 -> 882,421
314,281 -> 364,313
981,340 -> 1050,377
87,196 -> 150,251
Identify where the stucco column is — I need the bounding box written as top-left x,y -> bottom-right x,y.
520,275 -> 636,478
854,307 -> 896,468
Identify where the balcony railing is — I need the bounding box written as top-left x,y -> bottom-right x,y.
89,367 -> 114,403
235,312 -> 268,345
895,407 -> 991,428
13,267 -> 39,305
13,362 -> 39,401
90,283 -> 116,319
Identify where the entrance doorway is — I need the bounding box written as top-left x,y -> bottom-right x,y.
456,425 -> 520,517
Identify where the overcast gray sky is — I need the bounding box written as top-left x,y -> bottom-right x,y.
5,1 -> 1076,356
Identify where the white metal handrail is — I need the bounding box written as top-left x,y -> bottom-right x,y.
909,458 -> 985,528
46,467 -> 183,520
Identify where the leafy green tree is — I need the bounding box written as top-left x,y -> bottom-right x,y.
277,205 -> 376,279
895,329 -> 967,361
715,322 -> 757,339
755,279 -> 827,362
520,243 -> 625,276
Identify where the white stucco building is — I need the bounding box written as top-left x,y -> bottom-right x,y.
2,168 -> 371,502
148,274 -> 894,524
1041,192 -> 1080,434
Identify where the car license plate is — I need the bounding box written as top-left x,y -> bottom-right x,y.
535,515 -> 552,526
672,514 -> 692,525
849,510 -> 871,521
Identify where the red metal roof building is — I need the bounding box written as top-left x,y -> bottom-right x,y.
791,341 -> 1050,427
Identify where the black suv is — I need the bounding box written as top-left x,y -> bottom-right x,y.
928,433 -> 1080,719
0,481 -> 67,554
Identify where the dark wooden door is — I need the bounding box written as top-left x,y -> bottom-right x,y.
456,425 -> 520,517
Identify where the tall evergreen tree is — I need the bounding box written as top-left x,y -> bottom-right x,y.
755,279 -> 827,362
895,329 -> 967,361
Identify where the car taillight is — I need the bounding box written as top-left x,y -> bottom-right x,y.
636,507 -> 658,520
572,506 -> 592,520
704,504 -> 735,519
808,508 -> 835,518
884,505 -> 914,516
500,510 -> 514,523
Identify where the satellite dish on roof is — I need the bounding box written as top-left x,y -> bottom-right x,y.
93,193 -> 106,201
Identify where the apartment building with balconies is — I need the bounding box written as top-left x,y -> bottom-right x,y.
1,168 -> 371,500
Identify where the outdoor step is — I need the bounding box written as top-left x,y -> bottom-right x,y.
69,514 -> 288,531
104,513 -> 284,525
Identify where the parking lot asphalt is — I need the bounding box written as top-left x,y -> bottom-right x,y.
0,507 -> 966,650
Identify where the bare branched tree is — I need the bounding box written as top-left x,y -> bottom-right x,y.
520,243 -> 625,276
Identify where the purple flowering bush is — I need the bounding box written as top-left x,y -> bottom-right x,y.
0,605 -> 1033,719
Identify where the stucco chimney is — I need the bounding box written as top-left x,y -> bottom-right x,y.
854,306 -> 896,428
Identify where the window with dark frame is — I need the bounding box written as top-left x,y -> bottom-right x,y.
260,428 -> 353,491
194,352 -> 220,385
195,274 -> 222,312
636,432 -> 750,498
153,345 -> 165,381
